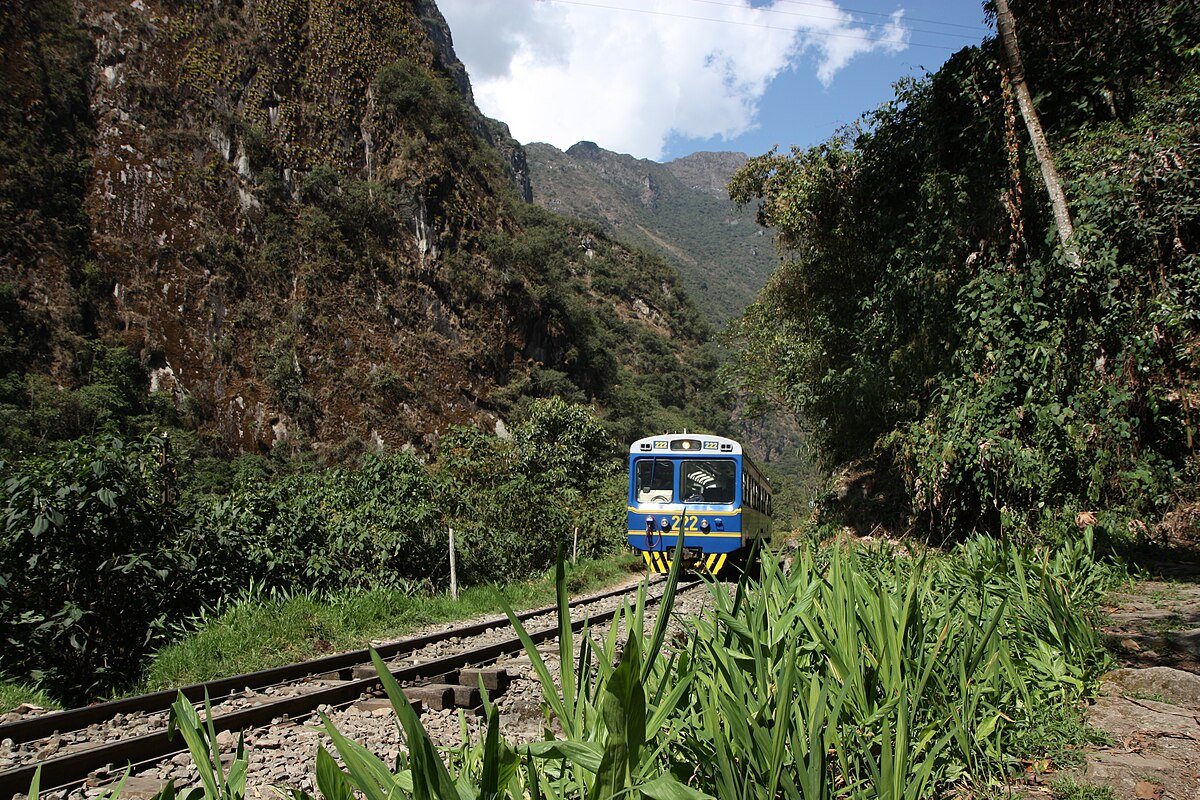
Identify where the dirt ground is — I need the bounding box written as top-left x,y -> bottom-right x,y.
1025,557 -> 1200,800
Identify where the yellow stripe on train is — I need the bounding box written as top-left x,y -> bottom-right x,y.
641,551 -> 728,576
627,507 -> 743,515
627,530 -> 742,538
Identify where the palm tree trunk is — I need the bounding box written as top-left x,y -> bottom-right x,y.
994,0 -> 1078,261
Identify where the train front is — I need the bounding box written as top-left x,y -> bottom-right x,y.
626,434 -> 743,575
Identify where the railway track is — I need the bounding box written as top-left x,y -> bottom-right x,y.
2,575 -> 701,798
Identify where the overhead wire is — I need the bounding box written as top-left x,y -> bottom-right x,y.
535,0 -> 987,52
764,0 -> 990,33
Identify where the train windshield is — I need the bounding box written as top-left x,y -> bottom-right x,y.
635,459 -> 675,503
681,460 -> 736,504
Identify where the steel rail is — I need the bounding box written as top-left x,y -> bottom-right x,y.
0,575 -> 664,747
0,577 -> 697,797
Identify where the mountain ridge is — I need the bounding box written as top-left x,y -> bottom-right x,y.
524,140 -> 777,324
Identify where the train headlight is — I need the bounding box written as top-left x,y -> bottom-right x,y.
660,517 -> 671,531
700,519 -> 710,533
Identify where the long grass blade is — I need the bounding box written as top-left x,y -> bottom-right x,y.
642,543 -> 684,683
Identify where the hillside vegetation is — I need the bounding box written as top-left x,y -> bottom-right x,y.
728,0 -> 1200,543
0,0 -> 737,703
525,142 -> 821,511
526,142 -> 777,325
0,0 -> 729,458
0,397 -> 631,704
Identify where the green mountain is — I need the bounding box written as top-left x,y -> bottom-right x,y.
525,142 -> 778,324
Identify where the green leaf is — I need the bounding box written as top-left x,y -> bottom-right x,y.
642,542 -> 684,682
520,740 -> 604,773
638,774 -> 714,800
479,709 -> 501,800
27,765 -> 40,800
315,746 -> 354,800
367,647 -> 459,799
593,634 -> 646,798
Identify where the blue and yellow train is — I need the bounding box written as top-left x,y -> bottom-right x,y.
627,433 -> 772,575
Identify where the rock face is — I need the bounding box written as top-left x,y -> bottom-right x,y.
665,152 -> 755,200
525,142 -> 776,324
1102,666 -> 1200,707
1,0 -> 694,454
413,0 -> 531,201
1084,671 -> 1200,800
1077,575 -> 1200,800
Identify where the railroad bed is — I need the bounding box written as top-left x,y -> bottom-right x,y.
3,575 -> 714,799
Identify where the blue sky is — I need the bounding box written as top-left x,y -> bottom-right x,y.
439,0 -> 991,163
665,1 -> 991,160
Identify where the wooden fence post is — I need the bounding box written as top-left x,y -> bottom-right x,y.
449,527 -> 458,601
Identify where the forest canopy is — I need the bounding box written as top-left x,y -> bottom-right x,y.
726,0 -> 1200,543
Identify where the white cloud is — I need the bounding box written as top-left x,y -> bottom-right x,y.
803,6 -> 909,85
438,0 -> 910,160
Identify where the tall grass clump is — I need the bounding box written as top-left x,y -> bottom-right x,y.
69,536 -> 1114,800
672,533 -> 1115,797
140,555 -> 637,691
309,549 -> 709,799
309,535 -> 1113,798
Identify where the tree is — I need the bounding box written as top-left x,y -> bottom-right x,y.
993,0 -> 1078,261
515,397 -> 617,489
726,0 -> 1199,539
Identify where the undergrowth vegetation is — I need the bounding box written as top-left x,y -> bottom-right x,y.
0,677 -> 60,714
141,555 -> 637,692
0,398 -> 626,706
78,535 -> 1117,799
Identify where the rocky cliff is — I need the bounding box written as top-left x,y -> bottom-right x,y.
1,0 -> 711,456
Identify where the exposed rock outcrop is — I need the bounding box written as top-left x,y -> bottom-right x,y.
1,0 -> 700,454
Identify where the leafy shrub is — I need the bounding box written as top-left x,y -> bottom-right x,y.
0,343 -> 179,457
434,398 -> 625,582
186,398 -> 625,597
0,435 -> 192,703
190,450 -> 443,596
1,383 -> 628,703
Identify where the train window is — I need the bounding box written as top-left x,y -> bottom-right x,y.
680,460 -> 736,504
635,459 -> 675,503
